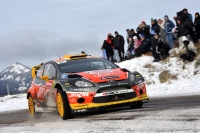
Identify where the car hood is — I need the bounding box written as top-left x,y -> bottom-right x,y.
76,68 -> 128,83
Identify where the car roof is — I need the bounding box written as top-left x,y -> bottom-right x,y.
51,54 -> 101,64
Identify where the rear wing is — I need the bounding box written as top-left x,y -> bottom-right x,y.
31,63 -> 44,80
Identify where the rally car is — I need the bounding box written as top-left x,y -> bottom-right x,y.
27,54 -> 149,120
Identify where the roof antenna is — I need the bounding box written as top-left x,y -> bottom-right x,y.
57,52 -> 61,59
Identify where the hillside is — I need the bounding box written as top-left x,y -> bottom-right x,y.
0,62 -> 32,95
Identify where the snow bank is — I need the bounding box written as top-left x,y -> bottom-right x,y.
117,55 -> 200,85
0,94 -> 27,112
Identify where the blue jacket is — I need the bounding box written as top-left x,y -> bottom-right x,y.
164,16 -> 175,33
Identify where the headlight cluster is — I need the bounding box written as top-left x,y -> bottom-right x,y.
130,74 -> 135,82
75,81 -> 94,87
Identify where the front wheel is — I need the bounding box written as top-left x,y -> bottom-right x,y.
28,95 -> 35,115
56,89 -> 73,120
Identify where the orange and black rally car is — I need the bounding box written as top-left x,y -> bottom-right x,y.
27,54 -> 149,120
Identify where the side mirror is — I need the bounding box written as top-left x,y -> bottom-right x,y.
41,75 -> 49,81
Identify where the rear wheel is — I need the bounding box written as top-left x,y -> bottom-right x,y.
28,95 -> 35,115
56,89 -> 72,120
130,102 -> 143,109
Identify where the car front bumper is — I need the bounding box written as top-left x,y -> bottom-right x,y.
70,94 -> 149,114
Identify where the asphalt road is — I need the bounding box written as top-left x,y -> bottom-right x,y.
0,95 -> 200,132
0,95 -> 200,124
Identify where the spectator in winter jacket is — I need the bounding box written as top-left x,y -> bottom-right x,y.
175,8 -> 193,24
158,19 -> 166,41
126,29 -> 131,44
150,19 -> 160,44
176,17 -> 193,44
129,29 -> 140,41
193,12 -> 200,42
152,34 -> 161,62
164,15 -> 175,49
151,19 -> 160,35
106,33 -> 114,48
135,34 -> 151,56
102,40 -> 114,62
125,38 -> 134,60
114,31 -> 125,61
179,36 -> 197,61
133,36 -> 141,49
137,21 -> 151,41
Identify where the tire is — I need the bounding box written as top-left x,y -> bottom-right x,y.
130,103 -> 143,109
56,89 -> 73,120
28,95 -> 35,115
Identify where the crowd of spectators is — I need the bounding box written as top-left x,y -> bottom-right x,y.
102,8 -> 199,62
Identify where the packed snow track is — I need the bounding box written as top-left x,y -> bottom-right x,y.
0,95 -> 200,133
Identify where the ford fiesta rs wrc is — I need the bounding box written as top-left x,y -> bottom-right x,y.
27,54 -> 149,120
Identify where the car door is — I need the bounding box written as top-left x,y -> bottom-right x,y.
42,63 -> 57,107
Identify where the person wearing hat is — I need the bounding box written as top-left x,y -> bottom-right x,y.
179,36 -> 197,61
136,21 -> 151,41
113,31 -> 125,61
135,34 -> 151,57
164,15 -> 175,49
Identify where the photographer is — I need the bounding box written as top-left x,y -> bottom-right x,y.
179,36 -> 197,61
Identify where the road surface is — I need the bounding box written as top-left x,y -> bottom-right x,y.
0,95 -> 200,133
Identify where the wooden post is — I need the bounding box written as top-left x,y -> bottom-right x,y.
7,85 -> 10,95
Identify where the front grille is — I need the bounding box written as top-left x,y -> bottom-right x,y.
97,86 -> 130,93
92,92 -> 136,103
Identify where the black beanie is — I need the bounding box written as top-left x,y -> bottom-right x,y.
115,31 -> 118,34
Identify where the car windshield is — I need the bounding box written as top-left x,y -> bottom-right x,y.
57,58 -> 119,73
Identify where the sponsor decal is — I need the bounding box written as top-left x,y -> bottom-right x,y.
64,82 -> 70,86
73,88 -> 90,91
136,74 -> 141,78
61,74 -> 68,79
54,59 -> 67,64
74,109 -> 87,113
108,80 -> 116,83
135,83 -> 145,90
101,76 -> 119,80
69,93 -> 89,98
135,80 -> 143,84
104,90 -> 128,95
37,87 -> 56,99
69,98 -> 76,102
46,81 -> 52,87
52,81 -> 56,88
118,83 -> 128,85
100,85 -> 111,88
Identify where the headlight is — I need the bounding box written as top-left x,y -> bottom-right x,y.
75,81 -> 94,87
130,74 -> 135,82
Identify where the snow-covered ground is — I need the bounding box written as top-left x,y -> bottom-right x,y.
0,55 -> 200,112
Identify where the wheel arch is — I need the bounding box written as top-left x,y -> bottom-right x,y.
55,83 -> 64,91
27,92 -> 32,99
